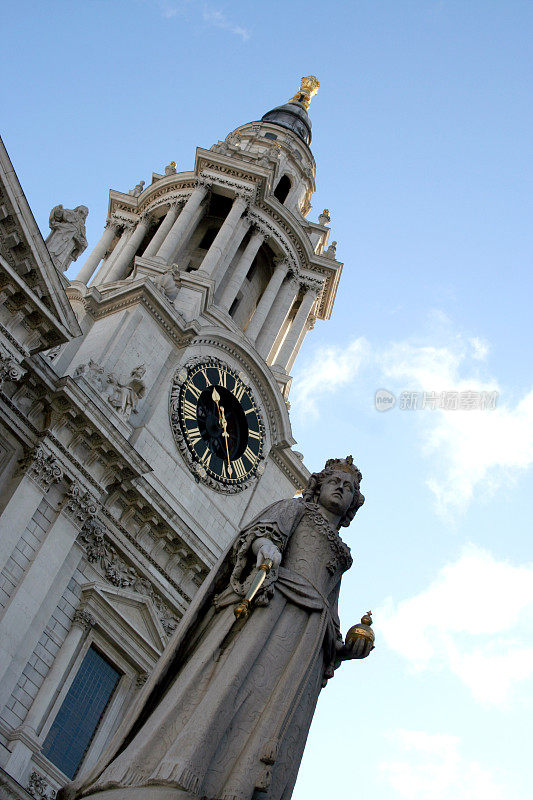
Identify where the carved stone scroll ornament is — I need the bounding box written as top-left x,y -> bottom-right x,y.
78,519 -> 179,636
27,771 -> 56,800
0,353 -> 25,388
45,204 -> 88,272
17,445 -> 63,490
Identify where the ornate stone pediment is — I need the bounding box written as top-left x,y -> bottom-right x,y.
79,582 -> 169,666
0,137 -> 81,354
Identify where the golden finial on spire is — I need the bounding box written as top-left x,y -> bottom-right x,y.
289,76 -> 320,110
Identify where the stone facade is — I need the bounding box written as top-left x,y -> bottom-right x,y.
0,84 -> 343,798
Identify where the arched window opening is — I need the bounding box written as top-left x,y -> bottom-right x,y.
274,175 -> 291,204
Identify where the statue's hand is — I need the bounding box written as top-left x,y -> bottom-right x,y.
338,637 -> 374,661
252,537 -> 282,569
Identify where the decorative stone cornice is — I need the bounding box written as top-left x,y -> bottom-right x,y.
17,444 -> 63,490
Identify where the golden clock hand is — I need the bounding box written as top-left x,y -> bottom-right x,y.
219,406 -> 233,476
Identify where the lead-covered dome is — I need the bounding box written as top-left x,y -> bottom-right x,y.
261,76 -> 319,147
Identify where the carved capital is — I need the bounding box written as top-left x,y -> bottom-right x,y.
0,353 -> 25,388
300,276 -> 323,294
195,177 -> 212,192
106,218 -> 123,235
72,607 -> 96,631
136,671 -> 149,688
62,482 -> 99,526
17,445 -> 63,490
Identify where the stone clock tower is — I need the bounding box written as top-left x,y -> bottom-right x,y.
0,77 -> 343,797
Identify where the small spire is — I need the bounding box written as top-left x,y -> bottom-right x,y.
289,76 -> 320,110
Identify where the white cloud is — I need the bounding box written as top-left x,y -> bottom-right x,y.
292,325 -> 533,514
290,337 -> 369,420
202,7 -> 251,40
378,545 -> 533,705
381,729 -> 506,800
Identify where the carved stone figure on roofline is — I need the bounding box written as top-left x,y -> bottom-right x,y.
58,456 -> 374,800
45,204 -> 88,272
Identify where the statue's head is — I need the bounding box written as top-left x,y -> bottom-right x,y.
303,455 -> 364,528
75,205 -> 89,219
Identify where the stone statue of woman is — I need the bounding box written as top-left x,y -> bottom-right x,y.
59,456 -> 372,800
45,204 -> 89,272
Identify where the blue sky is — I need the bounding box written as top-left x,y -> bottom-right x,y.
2,1 -> 533,798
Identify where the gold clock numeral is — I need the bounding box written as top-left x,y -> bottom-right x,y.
200,368 -> 210,385
248,428 -> 261,440
188,382 -> 202,400
188,426 -> 202,446
182,399 -> 197,419
243,445 -> 257,465
217,368 -> 228,388
199,448 -> 212,468
232,458 -> 247,479
233,382 -> 246,402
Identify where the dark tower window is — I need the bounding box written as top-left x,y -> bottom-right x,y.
199,227 -> 219,249
41,646 -> 121,778
274,175 -> 291,204
264,132 -> 278,140
229,295 -> 241,317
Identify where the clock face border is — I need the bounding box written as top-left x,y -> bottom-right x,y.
169,357 -> 266,494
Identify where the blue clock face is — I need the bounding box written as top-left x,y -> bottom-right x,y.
171,360 -> 264,486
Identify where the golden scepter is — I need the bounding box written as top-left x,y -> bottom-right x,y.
234,558 -> 274,621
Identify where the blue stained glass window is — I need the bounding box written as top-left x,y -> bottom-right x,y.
42,646 -> 121,779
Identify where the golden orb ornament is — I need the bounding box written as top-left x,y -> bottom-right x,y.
345,611 -> 375,659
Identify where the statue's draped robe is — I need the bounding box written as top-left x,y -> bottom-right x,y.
73,499 -> 352,800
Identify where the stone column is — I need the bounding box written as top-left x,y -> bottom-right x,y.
91,223 -> 132,285
0,502 -> 88,712
213,215 -> 252,290
256,274 -> 299,359
219,227 -> 265,312
245,258 -> 289,342
142,202 -> 182,258
199,194 -> 249,278
286,315 -> 316,373
105,215 -> 152,283
75,221 -> 121,285
274,283 -> 319,370
156,183 -> 209,264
